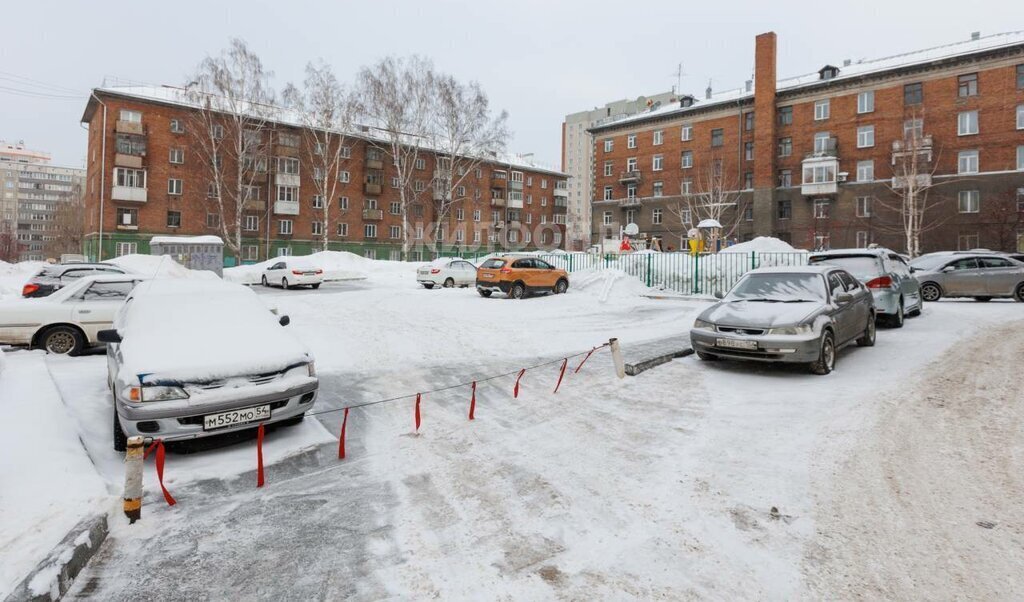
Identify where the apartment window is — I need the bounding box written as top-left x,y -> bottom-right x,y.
339,196 -> 349,210
389,226 -> 401,239
526,213 -> 532,224
244,215 -> 258,231
958,190 -> 980,213
626,157 -> 638,171
1017,105 -> 1024,129
681,124 -> 692,140
207,213 -> 220,228
603,139 -> 613,152
278,133 -> 300,147
364,224 -> 377,238
856,196 -> 871,217
114,167 -> 146,188
814,99 -> 830,120
778,137 -> 792,157
857,125 -> 875,148
603,186 -> 613,200
311,221 -> 324,236
857,90 -> 875,114
167,178 -> 182,195
778,106 -> 793,126
473,209 -> 481,222
1018,64 -> 1024,89
413,180 -> 426,192
412,158 -> 425,170
814,199 -> 830,219
681,150 -> 693,169
711,128 -> 723,147
803,163 -> 836,185
957,73 -> 978,97
856,160 -> 874,182
277,247 -> 292,257
744,206 -> 753,221
1018,146 -> 1024,170
473,231 -> 481,243
652,208 -> 663,224
210,124 -> 224,140
958,234 -> 980,251
243,245 -> 258,261
814,132 -> 834,154
167,211 -> 181,228
1018,187 -> 1024,212
778,169 -> 792,187
365,198 -> 378,210
958,150 -> 979,174
277,186 -> 297,202
116,242 -> 137,257
904,118 -> 924,140
745,142 -> 754,161
387,201 -> 399,215
169,148 -> 184,164
312,195 -> 324,209
744,172 -> 753,189
681,178 -> 693,194
744,112 -> 755,131
119,109 -> 141,123
624,209 -> 637,224
958,111 -> 979,136
390,176 -> 400,188
336,223 -> 348,237
652,155 -> 663,171
626,184 -> 637,199
601,211 -> 613,226
277,157 -> 299,174
116,208 -> 138,227
653,181 -> 664,197
777,200 -> 792,219
653,130 -> 664,145
904,82 -> 923,105
603,161 -> 613,176
856,231 -> 869,248
455,207 -> 465,221
170,119 -> 184,134
627,134 -> 637,149
208,182 -> 219,198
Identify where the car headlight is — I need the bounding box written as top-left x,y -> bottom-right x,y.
138,385 -> 189,402
767,324 -> 813,335
307,362 -> 316,377
693,318 -> 714,330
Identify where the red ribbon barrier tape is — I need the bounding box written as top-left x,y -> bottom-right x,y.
144,439 -> 176,506
513,369 -> 526,398
553,358 -> 568,394
469,381 -> 477,420
338,407 -> 349,460
256,422 -> 265,488
415,393 -> 422,432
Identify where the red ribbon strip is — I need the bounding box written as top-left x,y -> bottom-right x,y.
574,346 -> 598,374
469,381 -> 477,420
553,358 -> 568,394
256,422 -> 265,488
144,439 -> 176,506
338,407 -> 349,460
513,369 -> 526,398
415,393 -> 422,432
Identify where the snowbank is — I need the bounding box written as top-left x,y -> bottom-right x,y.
569,268 -> 658,303
223,251 -> 378,285
721,236 -> 805,255
0,260 -> 46,302
105,254 -> 218,280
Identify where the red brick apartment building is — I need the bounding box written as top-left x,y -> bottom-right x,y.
589,31 -> 1024,254
80,86 -> 568,263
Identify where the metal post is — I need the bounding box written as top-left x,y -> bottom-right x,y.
123,436 -> 144,523
609,338 -> 625,379
751,251 -> 757,270
646,253 -> 653,287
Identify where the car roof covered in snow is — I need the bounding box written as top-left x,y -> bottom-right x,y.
808,248 -> 895,258
747,265 -> 837,276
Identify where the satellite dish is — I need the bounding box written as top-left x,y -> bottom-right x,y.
624,223 -> 640,236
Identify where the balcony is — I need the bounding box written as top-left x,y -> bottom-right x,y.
111,186 -> 147,203
805,137 -> 838,159
891,134 -> 934,165
891,174 -> 933,189
507,220 -> 522,229
243,199 -> 266,212
619,196 -> 641,208
276,173 -> 300,187
365,182 -> 382,195
553,187 -> 568,198
506,198 -> 524,209
553,203 -> 568,214
493,220 -> 505,230
273,200 -> 300,215
362,208 -> 384,220
800,156 -> 839,195
490,197 -> 506,207
619,170 -> 641,184
114,153 -> 143,168
115,120 -> 144,135
508,179 -> 523,191
366,158 -> 384,170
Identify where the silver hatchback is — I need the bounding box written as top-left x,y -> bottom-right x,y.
910,254 -> 1024,302
809,248 -> 923,327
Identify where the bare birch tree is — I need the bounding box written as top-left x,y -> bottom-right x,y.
428,74 -> 509,254
283,60 -> 353,252
667,158 -> 744,250
353,56 -> 436,259
184,38 -> 276,263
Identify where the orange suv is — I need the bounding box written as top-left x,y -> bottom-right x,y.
476,256 -> 569,299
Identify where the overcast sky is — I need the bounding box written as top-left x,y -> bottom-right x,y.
0,0 -> 1017,169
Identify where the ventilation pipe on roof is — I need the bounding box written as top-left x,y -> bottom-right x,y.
971,31 -> 981,40
705,82 -> 712,100
843,59 -> 852,67
745,80 -> 753,92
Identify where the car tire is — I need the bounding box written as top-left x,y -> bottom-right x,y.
40,325 -> 85,356
857,314 -> 876,347
311,283 -> 321,290
443,278 -> 455,288
281,277 -> 289,290
113,404 -> 127,452
920,282 -> 941,302
908,297 -> 923,317
696,350 -> 718,361
509,282 -> 526,300
973,296 -> 992,302
1015,283 -> 1024,302
478,289 -> 492,297
887,301 -> 904,328
261,275 -> 269,287
423,283 -> 435,290
809,331 -> 836,375
554,279 -> 568,294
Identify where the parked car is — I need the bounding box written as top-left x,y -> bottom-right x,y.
476,256 -> 569,299
416,258 -> 478,289
261,260 -> 324,289
910,254 -> 1024,302
808,248 -> 923,327
99,279 -> 318,451
690,265 -> 876,375
0,274 -> 145,355
22,262 -> 127,298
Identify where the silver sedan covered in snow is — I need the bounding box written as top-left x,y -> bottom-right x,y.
690,265 -> 877,375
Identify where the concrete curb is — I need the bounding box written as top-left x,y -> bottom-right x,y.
5,514 -> 109,602
625,347 -> 694,376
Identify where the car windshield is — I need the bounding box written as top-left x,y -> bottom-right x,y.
726,273 -> 826,302
910,255 -> 952,271
809,255 -> 882,280
480,259 -> 505,269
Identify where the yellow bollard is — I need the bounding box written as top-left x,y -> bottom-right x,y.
123,436 -> 144,523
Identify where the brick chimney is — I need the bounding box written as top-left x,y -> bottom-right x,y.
752,32 -> 778,235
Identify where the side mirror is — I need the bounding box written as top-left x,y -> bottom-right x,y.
97,329 -> 122,343
835,292 -> 853,304
713,291 -> 724,299
941,266 -> 956,273
908,266 -> 917,273
279,315 -> 290,327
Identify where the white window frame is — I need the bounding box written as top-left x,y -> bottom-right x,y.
627,134 -> 637,149
958,150 -> 979,174
958,111 -> 979,136
681,151 -> 693,169
652,208 -> 663,225
603,139 -> 613,152
364,224 -> 377,238
681,124 -> 692,141
814,99 -> 830,121
857,90 -> 874,114
279,219 -> 293,235
167,178 -> 182,195
856,160 -> 874,182
169,148 -> 184,164
1018,145 -> 1024,171
603,161 -> 613,177
116,242 -> 137,256
856,196 -> 871,217
119,109 -> 141,123
311,221 -> 324,236
603,186 -> 613,201
856,125 -> 874,148
813,199 -> 830,219
1017,105 -> 1024,130
337,223 -> 348,237
244,215 -> 258,231
652,154 -> 663,171
958,190 -> 980,213
653,130 -> 664,145
856,231 -> 869,248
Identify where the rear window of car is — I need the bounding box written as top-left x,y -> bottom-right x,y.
809,255 -> 882,280
480,259 -> 506,269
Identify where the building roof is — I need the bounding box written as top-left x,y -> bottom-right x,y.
82,85 -> 568,178
590,31 -> 1024,133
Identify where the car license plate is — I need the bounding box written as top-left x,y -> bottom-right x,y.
716,338 -> 757,350
203,405 -> 271,431
482,272 -> 494,278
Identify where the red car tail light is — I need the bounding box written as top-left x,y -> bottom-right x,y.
430,268 -> 441,274
499,267 -> 512,274
292,270 -> 305,275
865,276 -> 893,289
315,269 -> 323,275
22,283 -> 39,296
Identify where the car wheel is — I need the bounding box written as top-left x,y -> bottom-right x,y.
478,289 -> 492,297
857,314 -> 876,347
1015,283 -> 1024,302
973,296 -> 992,302
311,283 -> 321,290
920,282 -> 941,302
41,325 -> 84,356
908,296 -> 923,317
509,282 -> 526,299
423,283 -> 435,290
887,301 -> 904,328
443,277 -> 455,288
554,279 -> 568,294
282,278 -> 289,290
261,275 -> 268,287
696,350 -> 718,361
113,403 -> 127,452
809,331 -> 836,375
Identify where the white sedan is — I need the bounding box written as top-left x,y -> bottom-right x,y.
416,258 -> 478,289
0,274 -> 144,355
261,260 -> 324,289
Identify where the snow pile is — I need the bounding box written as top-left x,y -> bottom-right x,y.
0,351 -> 110,595
570,268 -> 658,303
106,254 -> 218,280
223,251 -> 377,284
720,236 -> 805,255
0,260 -> 46,301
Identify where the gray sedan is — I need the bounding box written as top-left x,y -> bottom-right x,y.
809,248 -> 923,327
910,254 -> 1024,302
690,265 -> 876,375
